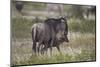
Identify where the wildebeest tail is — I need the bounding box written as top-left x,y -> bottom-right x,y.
32,27 -> 37,41
32,27 -> 37,53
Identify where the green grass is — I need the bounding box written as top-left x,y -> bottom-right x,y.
11,18 -> 34,39
12,17 -> 96,39
12,49 -> 95,65
11,33 -> 96,66
68,19 -> 96,33
74,49 -> 96,61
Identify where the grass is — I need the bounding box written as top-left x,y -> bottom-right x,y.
68,18 -> 96,33
74,49 -> 96,61
11,18 -> 34,39
12,17 -> 96,39
11,17 -> 96,66
11,33 -> 96,66
11,49 -> 95,66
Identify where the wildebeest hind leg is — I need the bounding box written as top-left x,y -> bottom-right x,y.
32,42 -> 36,54
41,44 -> 48,55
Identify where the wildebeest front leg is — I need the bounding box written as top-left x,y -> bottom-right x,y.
49,46 -> 52,56
49,28 -> 55,56
56,46 -> 60,52
56,46 -> 62,54
49,38 -> 54,56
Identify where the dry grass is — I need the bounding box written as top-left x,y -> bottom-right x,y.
11,33 -> 96,66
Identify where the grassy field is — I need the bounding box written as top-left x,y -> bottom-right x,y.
11,17 -> 96,66
11,33 -> 95,65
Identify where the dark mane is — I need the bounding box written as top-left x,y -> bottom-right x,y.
44,18 -> 62,33
44,17 -> 68,34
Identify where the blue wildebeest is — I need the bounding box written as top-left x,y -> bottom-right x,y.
31,17 -> 69,55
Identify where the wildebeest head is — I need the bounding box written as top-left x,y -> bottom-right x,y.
56,17 -> 69,42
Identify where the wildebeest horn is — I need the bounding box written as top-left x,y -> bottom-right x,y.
59,16 -> 67,19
